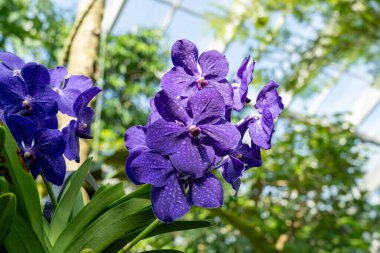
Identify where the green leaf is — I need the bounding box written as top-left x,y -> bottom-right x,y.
52,182 -> 125,252
62,199 -> 153,253
139,250 -> 184,253
49,158 -> 92,243
0,125 -> 46,250
4,211 -> 45,253
104,220 -> 216,253
0,192 -> 17,244
0,123 -> 5,154
108,184 -> 151,209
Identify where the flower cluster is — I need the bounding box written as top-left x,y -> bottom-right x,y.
125,39 -> 284,222
0,52 -> 101,185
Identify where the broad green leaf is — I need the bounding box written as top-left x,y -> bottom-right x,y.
0,123 -> 5,154
92,184 -> 110,198
4,211 -> 45,253
63,199 -> 153,253
104,220 -> 216,253
0,192 -> 17,244
0,125 -> 46,250
49,158 -> 92,243
53,182 -> 125,252
108,184 -> 151,209
139,250 -> 184,253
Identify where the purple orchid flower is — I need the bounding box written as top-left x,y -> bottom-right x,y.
232,56 -> 255,112
49,66 -> 92,116
248,80 -> 284,150
5,115 -> 66,185
0,52 -> 25,78
220,118 -> 262,193
125,126 -> 223,223
0,62 -> 58,122
161,39 -> 234,107
146,88 -> 240,178
62,87 -> 102,162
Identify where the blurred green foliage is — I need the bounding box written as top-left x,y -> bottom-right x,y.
0,0 -> 69,65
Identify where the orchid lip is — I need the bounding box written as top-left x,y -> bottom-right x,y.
188,125 -> 201,137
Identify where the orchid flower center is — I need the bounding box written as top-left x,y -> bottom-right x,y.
53,87 -> 62,94
22,96 -> 33,110
188,125 -> 201,137
197,76 -> 208,89
231,82 -> 240,89
231,151 -> 243,159
78,121 -> 88,132
13,69 -> 21,77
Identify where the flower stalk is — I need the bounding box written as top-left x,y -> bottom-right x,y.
43,177 -> 58,209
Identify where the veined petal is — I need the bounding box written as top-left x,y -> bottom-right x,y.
49,66 -> 67,88
124,125 -> 147,153
129,152 -> 175,187
189,172 -> 223,208
208,79 -> 234,108
201,119 -> 241,156
0,75 -> 26,105
154,90 -> 190,124
248,108 -> 274,150
64,75 -> 92,91
239,142 -> 262,168
0,52 -> 25,71
161,67 -> 197,98
33,129 -> 66,158
171,39 -> 199,76
222,156 -> 244,187
5,115 -> 37,146
255,80 -> 284,119
146,119 -> 188,155
21,62 -> 50,87
125,151 -> 145,185
198,50 -> 229,81
40,155 -> 66,186
187,88 -> 225,125
73,87 -> 102,117
151,175 -> 190,223
62,120 -> 80,162
169,138 -> 214,178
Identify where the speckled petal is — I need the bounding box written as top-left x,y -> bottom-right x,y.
73,87 -> 102,117
198,50 -> 229,80
222,156 -> 244,187
169,138 -> 214,178
124,125 -> 147,153
40,155 -> 66,186
255,80 -> 284,118
0,52 -> 25,71
151,175 -> 190,223
248,108 -> 274,150
146,119 -> 188,155
200,119 -> 241,156
33,129 -> 66,158
239,142 -> 262,168
189,172 -> 223,208
49,66 -> 68,88
208,79 -> 234,108
171,39 -> 199,75
187,88 -> 225,125
62,120 -> 80,162
129,152 -> 175,187
5,115 -> 37,146
161,67 -> 197,98
0,75 -> 26,105
154,90 -> 190,124
21,62 -> 50,87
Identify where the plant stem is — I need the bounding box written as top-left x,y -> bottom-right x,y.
118,218 -> 161,252
43,177 -> 58,208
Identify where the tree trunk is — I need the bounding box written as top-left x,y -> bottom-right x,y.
61,0 -> 105,170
